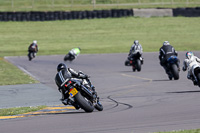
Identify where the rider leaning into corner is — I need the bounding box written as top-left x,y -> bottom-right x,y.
159,41 -> 180,75
125,40 -> 144,65
182,51 -> 200,85
69,47 -> 81,58
54,63 -> 97,106
28,40 -> 38,61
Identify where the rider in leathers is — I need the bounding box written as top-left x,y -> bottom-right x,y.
159,41 -> 180,77
55,63 -> 96,106
125,40 -> 143,65
69,47 -> 81,59
28,40 -> 38,61
182,51 -> 200,85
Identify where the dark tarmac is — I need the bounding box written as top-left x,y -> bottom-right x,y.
1,52 -> 200,133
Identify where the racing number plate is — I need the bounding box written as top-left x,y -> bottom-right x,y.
69,88 -> 78,97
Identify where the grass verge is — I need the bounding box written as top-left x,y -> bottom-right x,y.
156,129 -> 200,133
0,57 -> 38,85
0,105 -> 47,116
0,17 -> 200,57
0,0 -> 199,11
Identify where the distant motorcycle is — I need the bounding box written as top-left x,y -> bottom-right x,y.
64,48 -> 81,62
59,73 -> 103,112
189,65 -> 200,87
125,52 -> 143,72
166,55 -> 180,80
64,52 -> 76,62
28,51 -> 36,61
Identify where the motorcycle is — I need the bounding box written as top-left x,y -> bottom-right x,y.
125,52 -> 143,72
59,73 -> 103,112
28,51 -> 36,61
190,65 -> 200,87
166,55 -> 180,80
64,53 -> 75,61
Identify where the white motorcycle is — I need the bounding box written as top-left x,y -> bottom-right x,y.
189,65 -> 200,87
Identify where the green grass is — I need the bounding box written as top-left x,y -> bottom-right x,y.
156,129 -> 200,133
0,17 -> 200,58
0,0 -> 199,11
0,105 -> 47,116
0,58 -> 38,85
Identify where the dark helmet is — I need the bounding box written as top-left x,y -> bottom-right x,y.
134,40 -> 139,45
57,63 -> 67,72
78,47 -> 81,51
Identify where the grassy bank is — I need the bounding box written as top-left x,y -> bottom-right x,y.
156,129 -> 200,133
0,0 -> 199,11
0,17 -> 200,57
0,58 -> 38,85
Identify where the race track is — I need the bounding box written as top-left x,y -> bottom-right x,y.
1,52 -> 200,133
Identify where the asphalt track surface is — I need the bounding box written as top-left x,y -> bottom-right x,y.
1,52 -> 200,133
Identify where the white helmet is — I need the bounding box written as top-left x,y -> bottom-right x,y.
33,40 -> 37,44
163,41 -> 170,46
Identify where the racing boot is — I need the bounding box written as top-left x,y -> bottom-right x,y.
60,98 -> 68,105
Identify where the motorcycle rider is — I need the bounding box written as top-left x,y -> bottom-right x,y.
55,63 -> 96,106
182,51 -> 200,85
69,47 -> 81,59
125,40 -> 143,65
159,41 -> 180,77
28,40 -> 38,61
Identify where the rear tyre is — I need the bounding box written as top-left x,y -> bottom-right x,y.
74,92 -> 94,112
136,59 -> 141,71
171,64 -> 179,80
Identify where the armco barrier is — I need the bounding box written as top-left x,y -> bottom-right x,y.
0,8 -> 199,21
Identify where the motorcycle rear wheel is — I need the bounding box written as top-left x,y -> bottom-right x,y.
136,59 -> 141,71
171,64 -> 179,80
74,92 -> 94,112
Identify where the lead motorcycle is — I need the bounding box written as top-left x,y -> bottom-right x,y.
28,51 -> 37,61
125,52 -> 143,72
58,72 -> 103,112
166,55 -> 180,80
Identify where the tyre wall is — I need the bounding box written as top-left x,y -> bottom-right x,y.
0,7 -> 199,21
0,9 -> 133,21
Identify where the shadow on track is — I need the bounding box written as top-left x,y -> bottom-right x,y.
167,90 -> 200,94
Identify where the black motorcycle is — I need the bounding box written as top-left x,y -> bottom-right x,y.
125,52 -> 143,72
28,51 -> 36,61
64,52 -> 75,61
166,55 -> 180,80
59,73 -> 103,112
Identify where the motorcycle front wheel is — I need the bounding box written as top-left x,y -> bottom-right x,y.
64,54 -> 70,61
94,101 -> 103,111
74,92 -> 94,112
